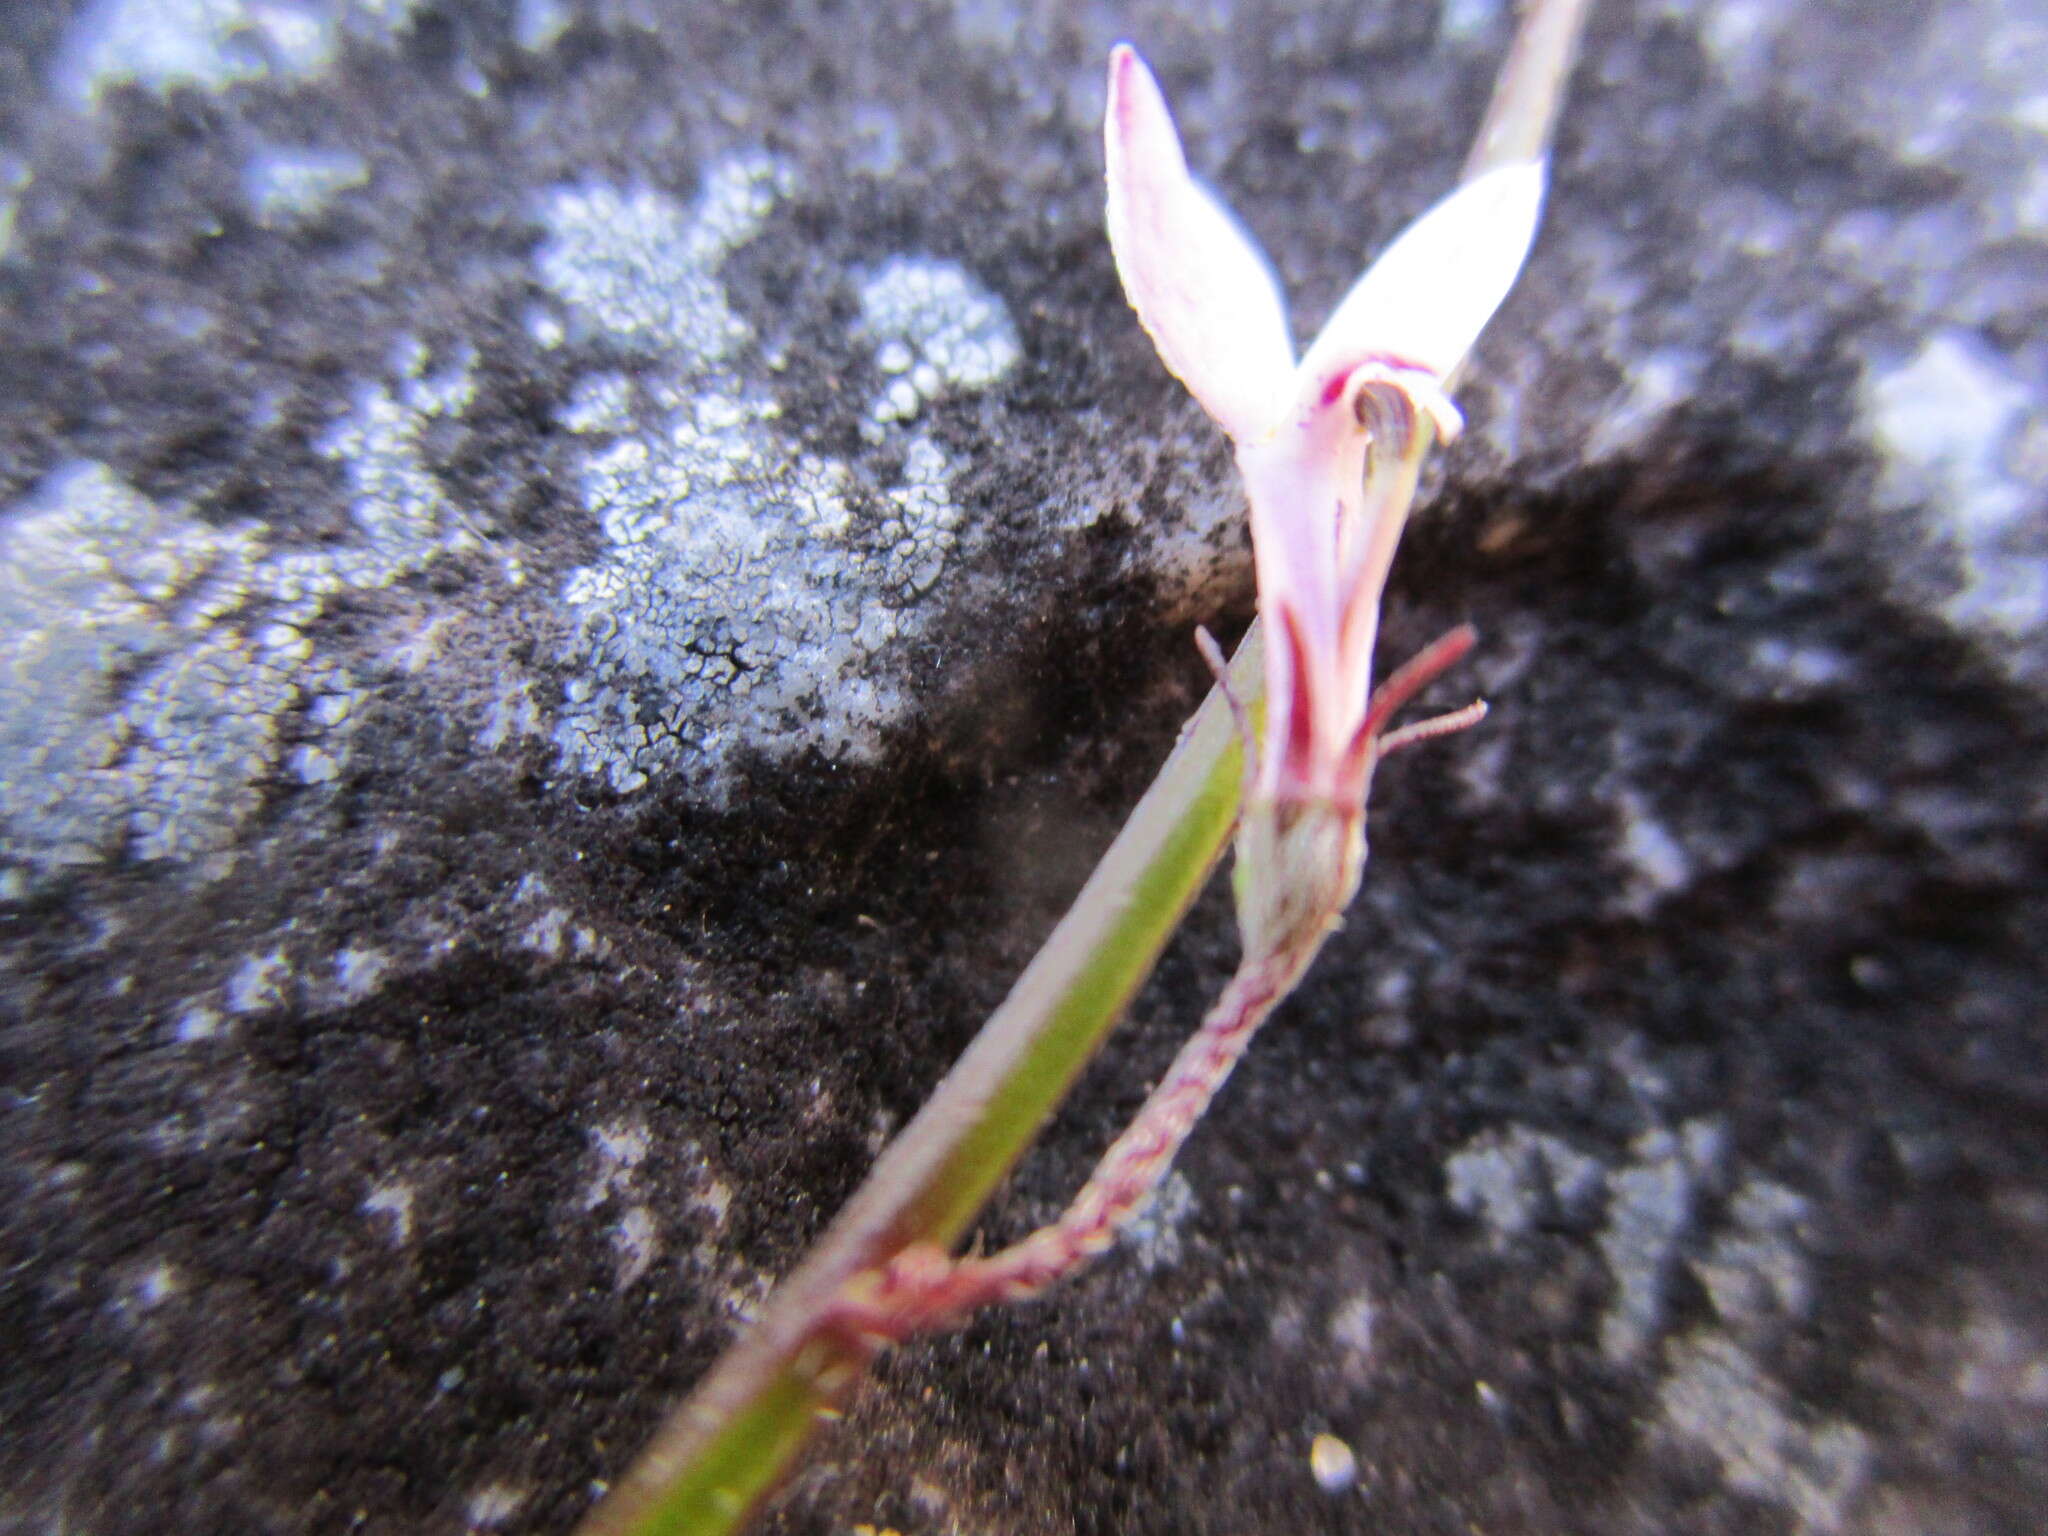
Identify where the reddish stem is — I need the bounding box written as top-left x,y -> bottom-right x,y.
823,626 -> 1488,1347
825,945 -> 1309,1343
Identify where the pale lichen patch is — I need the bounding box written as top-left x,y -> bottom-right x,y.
0,339 -> 483,878
172,1002 -> 223,1042
531,156 -> 1021,799
1615,793 -> 1692,916
549,384 -> 969,795
1445,1122 -> 1605,1243
462,1482 -> 527,1532
583,1118 -> 650,1213
224,949 -> 289,1015
1691,1177 -> 1814,1330
363,1180 -> 415,1246
243,145 -> 370,229
331,945 -> 391,1004
1119,1169 -> 1195,1273
1658,1332 -> 1871,1534
1864,330 -> 2046,643
1599,1119 -> 1726,1362
532,158 -> 791,364
855,256 -> 1022,437
611,1205 -> 660,1289
53,0 -> 425,108
1326,1291 -> 1377,1361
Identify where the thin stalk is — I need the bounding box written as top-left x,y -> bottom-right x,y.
810,415 -> 1451,1346
1463,0 -> 1595,180
577,630 -> 1264,1536
821,925 -> 1322,1342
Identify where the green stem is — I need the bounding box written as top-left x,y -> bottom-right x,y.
576,630 -> 1263,1536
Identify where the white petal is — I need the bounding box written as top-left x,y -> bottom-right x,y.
1104,44 -> 1297,442
1297,159 -> 1546,391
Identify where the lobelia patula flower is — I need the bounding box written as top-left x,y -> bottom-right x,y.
1105,42 -> 1546,958
819,45 -> 1558,1346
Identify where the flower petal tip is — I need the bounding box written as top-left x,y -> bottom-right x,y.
1299,157 -> 1548,392
1102,44 -> 1296,442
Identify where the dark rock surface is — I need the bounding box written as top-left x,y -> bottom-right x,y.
3,2 -> 2044,1533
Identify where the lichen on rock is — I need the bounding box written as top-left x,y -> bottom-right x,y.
52,0 -> 428,107
533,157 -> 1020,797
0,337 -> 481,878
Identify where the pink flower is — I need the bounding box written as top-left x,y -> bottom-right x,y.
1105,43 -> 1545,817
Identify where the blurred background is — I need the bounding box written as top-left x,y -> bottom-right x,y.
1,3 -> 2043,1533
